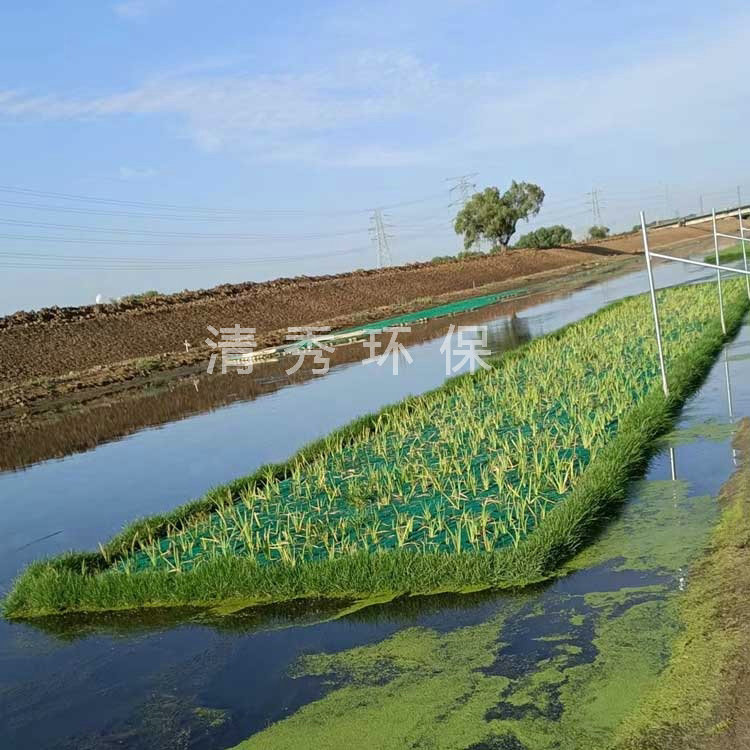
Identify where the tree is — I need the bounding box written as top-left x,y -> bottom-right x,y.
588,225 -> 610,240
515,225 -> 573,249
454,182 -> 545,252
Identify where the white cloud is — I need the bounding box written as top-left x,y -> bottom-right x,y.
1,18 -> 749,168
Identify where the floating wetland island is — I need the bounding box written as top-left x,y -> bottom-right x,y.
3,278 -> 749,618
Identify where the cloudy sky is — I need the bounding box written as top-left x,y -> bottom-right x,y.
1,1 -> 749,312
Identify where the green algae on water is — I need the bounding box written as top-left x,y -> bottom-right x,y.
662,420 -> 736,447
563,480 -> 716,574
231,474 -> 725,749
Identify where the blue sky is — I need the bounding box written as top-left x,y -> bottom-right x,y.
1,0 -> 749,313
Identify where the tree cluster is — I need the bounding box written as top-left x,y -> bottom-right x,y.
454,181 -> 545,252
515,225 -> 573,249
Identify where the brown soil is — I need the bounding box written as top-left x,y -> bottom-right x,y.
1,250 -> 643,424
0,247 -> 609,389
597,217 -> 737,254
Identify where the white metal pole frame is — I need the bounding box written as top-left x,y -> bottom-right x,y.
640,212 -> 670,398
641,208 -> 750,431
712,209 -> 727,334
738,207 -> 750,301
648,251 -> 750,276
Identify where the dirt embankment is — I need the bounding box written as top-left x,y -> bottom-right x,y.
597,219 -> 727,254
0,247 -> 607,389
0,298 -> 536,471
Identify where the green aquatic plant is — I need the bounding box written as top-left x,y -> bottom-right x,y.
3,279 -> 749,617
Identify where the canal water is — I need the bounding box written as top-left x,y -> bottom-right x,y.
0,258 -> 746,748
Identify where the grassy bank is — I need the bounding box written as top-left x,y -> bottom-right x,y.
3,280 -> 748,618
703,243 -> 750,266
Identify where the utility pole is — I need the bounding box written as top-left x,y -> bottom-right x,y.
370,208 -> 393,268
699,194 -> 704,215
447,173 -> 479,250
738,185 -> 743,210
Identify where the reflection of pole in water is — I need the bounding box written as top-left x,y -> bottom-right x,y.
669,446 -> 680,511
724,348 -> 734,419
722,348 -> 739,466
669,446 -> 677,482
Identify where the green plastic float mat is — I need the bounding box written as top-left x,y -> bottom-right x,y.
334,288 -> 529,334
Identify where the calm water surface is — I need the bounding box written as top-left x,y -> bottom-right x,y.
0,257 -> 746,748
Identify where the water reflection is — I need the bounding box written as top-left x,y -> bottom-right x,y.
0,304 -> 531,473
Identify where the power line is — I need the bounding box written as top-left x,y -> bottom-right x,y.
0,218 -> 368,242
0,184 -> 446,219
3,178 -> 750,280
0,245 -> 369,270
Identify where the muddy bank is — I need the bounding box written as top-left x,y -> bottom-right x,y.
0,250 -> 619,408
0,247 -> 605,386
0,300 -> 533,471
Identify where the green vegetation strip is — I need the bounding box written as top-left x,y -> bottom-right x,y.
335,287 -> 528,334
703,243 -> 750,266
3,280 -> 748,618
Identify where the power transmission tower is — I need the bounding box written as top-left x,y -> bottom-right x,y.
586,188 -> 603,225
447,173 -> 479,249
370,208 -> 393,268
446,173 -> 479,209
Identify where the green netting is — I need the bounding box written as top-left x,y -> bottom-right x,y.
334,288 -> 528,334
117,280 -> 746,574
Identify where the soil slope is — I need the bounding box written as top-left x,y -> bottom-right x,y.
0,247 -> 602,386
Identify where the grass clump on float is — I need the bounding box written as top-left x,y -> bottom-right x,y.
4,279 -> 749,617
